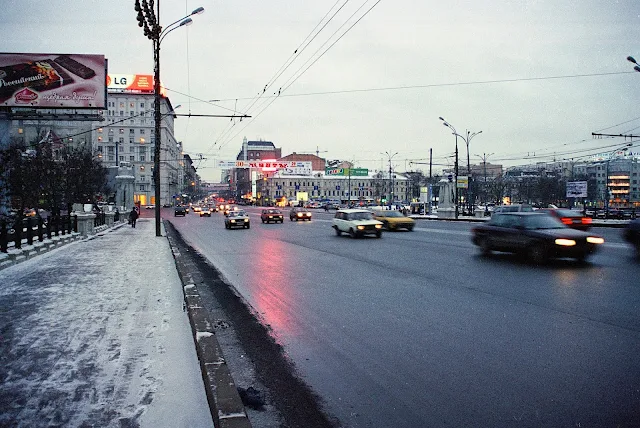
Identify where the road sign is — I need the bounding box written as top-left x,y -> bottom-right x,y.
456,176 -> 468,189
566,181 -> 587,198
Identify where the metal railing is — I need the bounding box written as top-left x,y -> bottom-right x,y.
0,215 -> 78,253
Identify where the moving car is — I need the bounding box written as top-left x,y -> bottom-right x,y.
225,210 -> 250,229
192,206 -> 202,214
373,210 -> 415,231
174,206 -> 186,217
332,209 -> 383,238
540,208 -> 592,230
199,207 -> 212,217
623,218 -> 640,257
261,208 -> 284,223
471,212 -> 604,263
491,204 -> 534,214
290,207 -> 312,221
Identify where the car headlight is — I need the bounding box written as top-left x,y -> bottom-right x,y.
375,224 -> 382,229
587,236 -> 604,244
555,238 -> 576,246
230,220 -> 236,223
357,225 -> 365,230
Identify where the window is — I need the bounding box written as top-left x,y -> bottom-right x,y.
129,138 -> 134,144
120,102 -> 125,108
129,129 -> 135,135
120,111 -> 124,116
119,137 -> 124,144
130,156 -> 135,161
107,146 -> 114,154
130,102 -> 135,108
140,185 -> 145,191
130,111 -> 134,116
140,156 -> 145,162
98,136 -> 103,142
119,128 -> 124,134
98,128 -> 103,133
140,129 -> 145,135
140,103 -> 145,108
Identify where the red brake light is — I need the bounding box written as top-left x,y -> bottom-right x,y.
582,217 -> 592,224
561,218 -> 572,225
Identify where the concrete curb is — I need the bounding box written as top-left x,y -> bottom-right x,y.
165,224 -> 252,428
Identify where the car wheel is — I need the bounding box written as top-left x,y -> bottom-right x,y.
407,225 -> 414,231
576,252 -> 588,263
479,237 -> 492,255
376,231 -> 382,238
246,224 -> 250,229
334,226 -> 342,236
290,217 -> 293,221
529,243 -> 548,264
349,228 -> 357,239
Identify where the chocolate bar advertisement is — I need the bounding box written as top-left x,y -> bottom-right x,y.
0,53 -> 107,109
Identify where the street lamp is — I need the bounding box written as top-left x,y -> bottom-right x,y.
135,1 -> 204,236
439,117 -> 460,219
382,151 -> 399,207
626,56 -> 640,73
459,130 -> 482,214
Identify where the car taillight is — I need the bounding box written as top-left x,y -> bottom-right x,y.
561,218 -> 573,225
582,217 -> 592,225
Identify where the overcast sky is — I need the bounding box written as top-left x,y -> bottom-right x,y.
2,0 -> 640,182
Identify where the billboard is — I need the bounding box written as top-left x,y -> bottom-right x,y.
566,181 -> 587,198
456,175 -> 468,189
107,74 -> 166,96
325,168 -> 369,176
217,160 -> 312,170
0,53 -> 107,108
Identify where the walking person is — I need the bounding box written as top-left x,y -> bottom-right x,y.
129,207 -> 139,228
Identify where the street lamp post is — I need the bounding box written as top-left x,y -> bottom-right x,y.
382,151 -> 399,207
439,117 -> 460,219
460,130 -> 482,214
135,1 -> 204,236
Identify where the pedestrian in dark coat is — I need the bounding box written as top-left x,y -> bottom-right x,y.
129,207 -> 139,228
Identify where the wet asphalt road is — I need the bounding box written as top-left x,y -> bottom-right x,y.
168,207 -> 640,428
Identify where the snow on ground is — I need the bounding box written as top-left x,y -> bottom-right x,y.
0,220 -> 213,428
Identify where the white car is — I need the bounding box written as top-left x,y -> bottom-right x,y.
332,209 -> 383,238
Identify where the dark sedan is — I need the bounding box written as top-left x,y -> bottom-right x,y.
540,208 -> 592,230
290,207 -> 312,221
174,206 -> 186,217
471,212 -> 604,263
623,218 -> 640,257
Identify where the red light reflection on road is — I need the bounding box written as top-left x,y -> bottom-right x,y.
247,237 -> 303,340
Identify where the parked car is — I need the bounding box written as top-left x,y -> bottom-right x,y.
145,205 -> 154,210
372,210 -> 415,231
332,209 -> 383,238
290,207 -> 312,221
199,207 -> 212,217
163,203 -> 172,208
471,212 -> 604,263
539,208 -> 592,230
623,218 -> 640,257
174,205 -> 186,217
261,208 -> 284,223
225,210 -> 250,229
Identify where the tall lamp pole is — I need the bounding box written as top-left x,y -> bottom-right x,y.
382,151 -> 399,207
439,117 -> 460,219
135,1 -> 204,236
459,130 -> 482,214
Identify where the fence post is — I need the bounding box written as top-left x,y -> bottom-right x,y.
0,221 -> 7,253
14,217 -> 22,249
37,216 -> 44,242
26,217 -> 33,245
46,215 -> 52,239
73,215 -> 78,232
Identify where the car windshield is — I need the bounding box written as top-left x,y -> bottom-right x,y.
350,212 -> 374,220
267,209 -> 280,214
523,214 -> 565,230
229,211 -> 245,217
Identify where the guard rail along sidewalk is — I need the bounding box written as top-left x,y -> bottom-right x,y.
0,208 -> 121,271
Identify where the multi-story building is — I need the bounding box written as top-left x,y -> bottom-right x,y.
101,87 -> 180,207
233,137 -> 282,200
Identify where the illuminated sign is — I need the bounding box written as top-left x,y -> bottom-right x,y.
217,160 -> 312,170
106,73 -> 166,96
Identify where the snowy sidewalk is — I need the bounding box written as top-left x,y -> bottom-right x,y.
0,219 -> 213,428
